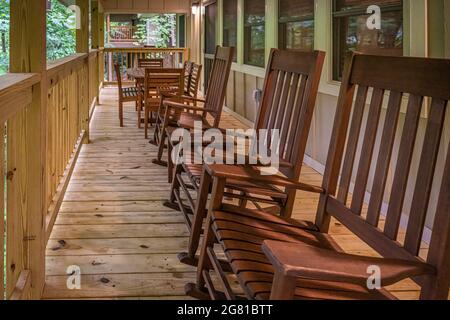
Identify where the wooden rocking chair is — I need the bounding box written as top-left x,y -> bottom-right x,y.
150,61 -> 203,150
142,68 -> 184,138
169,49 -> 325,266
191,53 -> 450,300
150,46 -> 234,166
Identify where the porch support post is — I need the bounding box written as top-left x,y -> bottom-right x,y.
98,2 -> 105,88
265,0 -> 278,64
236,0 -> 244,65
445,0 -> 450,58
76,0 -> 90,143
91,0 -> 99,49
9,0 -> 47,299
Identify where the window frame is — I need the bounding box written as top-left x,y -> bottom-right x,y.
222,0 -> 238,61
278,0 -> 315,51
332,0 -> 404,80
243,0 -> 266,68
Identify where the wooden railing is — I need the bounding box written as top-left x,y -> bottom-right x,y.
0,50 -> 101,300
109,25 -> 136,43
103,47 -> 190,83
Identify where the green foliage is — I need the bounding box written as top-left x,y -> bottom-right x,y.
46,0 -> 76,61
0,0 -> 77,74
133,14 -> 176,48
0,0 -> 9,74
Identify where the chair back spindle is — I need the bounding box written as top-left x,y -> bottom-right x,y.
202,46 -> 235,126
138,58 -> 164,69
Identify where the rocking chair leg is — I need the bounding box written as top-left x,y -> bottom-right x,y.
184,171 -> 211,262
137,100 -> 142,128
193,216 -> 216,294
168,141 -> 174,183
119,101 -> 124,127
163,164 -> 182,211
238,191 -> 248,208
156,128 -> 167,162
144,106 -> 149,138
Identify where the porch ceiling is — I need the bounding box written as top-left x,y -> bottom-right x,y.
100,0 -> 191,14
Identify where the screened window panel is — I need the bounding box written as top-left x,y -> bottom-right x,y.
279,0 -> 314,51
223,0 -> 238,61
333,0 -> 403,80
244,0 -> 265,67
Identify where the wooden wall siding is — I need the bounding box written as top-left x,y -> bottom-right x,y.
100,0 -> 190,13
225,69 -> 263,123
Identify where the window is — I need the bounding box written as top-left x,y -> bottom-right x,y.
223,0 -> 237,61
279,0 -> 314,51
333,0 -> 403,80
244,0 -> 265,67
205,2 -> 217,55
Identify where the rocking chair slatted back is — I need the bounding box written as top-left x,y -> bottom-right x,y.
316,53 -> 450,300
203,46 -> 234,126
256,49 -> 325,180
187,62 -> 202,99
183,61 -> 193,95
138,58 -> 164,69
143,68 -> 184,102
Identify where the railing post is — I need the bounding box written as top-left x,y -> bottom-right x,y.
76,0 -> 90,143
9,0 -> 47,299
91,0 -> 100,102
98,2 -> 105,89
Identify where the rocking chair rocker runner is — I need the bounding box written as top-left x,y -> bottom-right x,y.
150,46 -> 234,167
170,49 -> 326,266
190,53 -> 450,300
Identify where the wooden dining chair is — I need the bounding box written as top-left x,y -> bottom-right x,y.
114,64 -> 142,127
169,49 -> 325,266
138,58 -> 164,69
143,68 -> 184,138
190,53 -> 450,300
151,46 -> 234,166
150,61 -> 203,154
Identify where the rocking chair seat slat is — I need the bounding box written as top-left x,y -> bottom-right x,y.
210,209 -> 392,300
182,164 -> 289,199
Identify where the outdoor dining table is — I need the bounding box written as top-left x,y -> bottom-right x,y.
126,67 -> 185,83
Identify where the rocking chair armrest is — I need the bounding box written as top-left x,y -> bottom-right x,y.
163,95 -> 206,105
262,240 -> 436,288
163,100 -> 207,113
205,164 -> 324,194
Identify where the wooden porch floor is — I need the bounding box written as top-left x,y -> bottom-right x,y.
43,87 -> 424,300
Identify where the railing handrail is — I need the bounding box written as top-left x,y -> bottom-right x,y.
104,47 -> 189,53
47,53 -> 87,71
